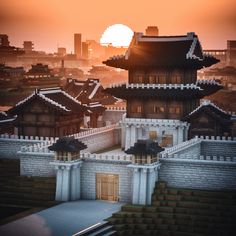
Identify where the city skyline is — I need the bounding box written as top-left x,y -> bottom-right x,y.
0,0 -> 236,53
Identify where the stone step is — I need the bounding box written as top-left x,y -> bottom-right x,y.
0,191 -> 55,200
0,197 -> 58,207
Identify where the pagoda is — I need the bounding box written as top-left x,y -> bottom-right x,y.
103,32 -> 221,150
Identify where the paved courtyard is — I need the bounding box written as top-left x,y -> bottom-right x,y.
0,200 -> 124,236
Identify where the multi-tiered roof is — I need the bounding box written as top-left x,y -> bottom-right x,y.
103,32 -> 219,70
103,32 -> 222,119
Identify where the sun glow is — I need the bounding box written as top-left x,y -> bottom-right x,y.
100,24 -> 133,47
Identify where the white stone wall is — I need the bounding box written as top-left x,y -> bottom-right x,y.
159,159 -> 236,190
159,137 -> 236,190
20,153 -> 55,177
201,141 -> 236,157
102,109 -> 126,126
79,127 -> 121,153
81,160 -> 132,203
0,139 -> 41,159
18,125 -> 121,177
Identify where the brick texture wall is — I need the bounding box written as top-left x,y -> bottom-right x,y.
0,139 -> 41,159
20,153 -> 55,177
159,159 -> 236,190
201,141 -> 236,157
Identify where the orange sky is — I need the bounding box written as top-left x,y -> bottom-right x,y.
0,0 -> 236,53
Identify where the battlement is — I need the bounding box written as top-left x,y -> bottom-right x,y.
105,106 -> 126,111
0,134 -> 55,142
109,83 -> 203,90
123,117 -> 189,127
161,135 -> 236,162
162,154 -> 236,163
82,152 -> 132,163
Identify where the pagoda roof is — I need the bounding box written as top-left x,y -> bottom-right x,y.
0,111 -> 15,124
49,137 -> 87,152
64,78 -> 117,105
196,79 -> 223,96
105,83 -> 208,99
125,139 -> 164,155
184,100 -> 232,123
8,87 -> 87,115
103,32 -> 219,69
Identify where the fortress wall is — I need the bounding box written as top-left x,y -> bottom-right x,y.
0,138 -> 41,159
20,152 -> 55,177
201,141 -> 236,157
17,125 -> 121,177
159,159 -> 236,190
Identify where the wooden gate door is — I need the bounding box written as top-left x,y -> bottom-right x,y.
96,173 -> 119,201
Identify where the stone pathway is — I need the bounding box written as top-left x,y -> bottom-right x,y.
0,200 -> 124,236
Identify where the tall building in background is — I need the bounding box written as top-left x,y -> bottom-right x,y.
74,33 -> 82,59
57,47 -> 66,57
145,26 -> 159,36
227,40 -> 236,66
23,41 -> 34,53
0,34 -> 10,46
82,42 -> 89,59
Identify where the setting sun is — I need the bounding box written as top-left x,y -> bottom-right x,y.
100,24 -> 133,47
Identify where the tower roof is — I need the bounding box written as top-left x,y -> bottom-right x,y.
105,82 -> 222,100
49,137 -> 87,152
125,139 -> 164,155
103,32 -> 219,69
184,100 -> 232,123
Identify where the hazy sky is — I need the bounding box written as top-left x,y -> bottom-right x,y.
0,0 -> 236,52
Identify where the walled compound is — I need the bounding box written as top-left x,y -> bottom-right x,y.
0,125 -> 236,205
1,32 -> 236,207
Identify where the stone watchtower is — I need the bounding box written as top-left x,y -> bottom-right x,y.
126,139 -> 164,205
49,137 -> 87,201
104,32 -> 221,150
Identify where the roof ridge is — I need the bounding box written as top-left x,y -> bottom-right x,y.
188,99 -> 229,116
60,90 -> 82,105
38,94 -> 70,112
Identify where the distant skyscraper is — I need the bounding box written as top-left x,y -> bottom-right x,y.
23,41 -> 34,53
74,33 -> 82,59
58,47 -> 66,57
82,42 -> 89,59
145,26 -> 159,36
227,40 -> 236,66
0,34 -> 10,46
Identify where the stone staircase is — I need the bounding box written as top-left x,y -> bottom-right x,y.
0,176 -> 57,207
0,159 -> 58,208
107,182 -> 236,236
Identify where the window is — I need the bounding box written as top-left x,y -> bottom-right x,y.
137,106 -> 142,113
153,106 -> 158,113
169,107 -> 180,114
175,107 -> 180,114
158,75 -> 166,84
131,105 -> 142,113
169,107 -> 175,114
149,131 -> 157,140
173,75 -> 181,83
135,75 -> 143,83
153,106 -> 165,113
159,107 -> 165,113
149,75 -> 156,83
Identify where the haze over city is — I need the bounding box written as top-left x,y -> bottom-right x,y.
1,0 -> 236,52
